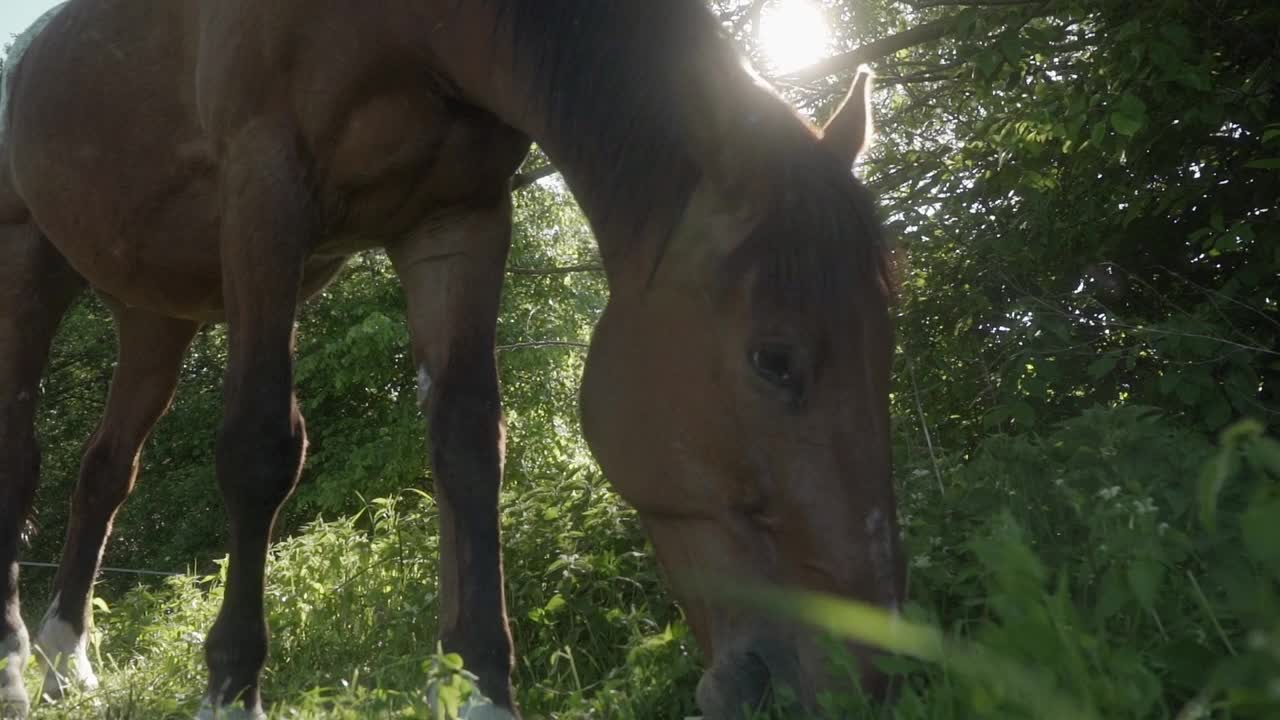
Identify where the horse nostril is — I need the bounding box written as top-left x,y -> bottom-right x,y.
696,651 -> 772,719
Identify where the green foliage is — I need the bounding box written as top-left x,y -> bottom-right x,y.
844,0 -> 1280,446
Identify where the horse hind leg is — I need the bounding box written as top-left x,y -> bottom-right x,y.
34,307 -> 198,702
0,224 -> 84,719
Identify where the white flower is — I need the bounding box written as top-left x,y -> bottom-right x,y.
1133,497 -> 1158,515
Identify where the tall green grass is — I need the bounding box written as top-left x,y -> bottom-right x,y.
18,407 -> 1279,718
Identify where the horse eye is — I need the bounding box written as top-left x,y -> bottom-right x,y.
750,343 -> 799,390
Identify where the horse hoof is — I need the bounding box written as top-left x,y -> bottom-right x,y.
461,705 -> 516,720
39,665 -> 100,704
426,672 -> 517,720
194,699 -> 267,720
34,601 -> 100,703
0,690 -> 28,720
0,649 -> 30,720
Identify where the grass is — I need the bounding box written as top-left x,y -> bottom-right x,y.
16,407 -> 1280,718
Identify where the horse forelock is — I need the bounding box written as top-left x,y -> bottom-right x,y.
722,147 -> 894,337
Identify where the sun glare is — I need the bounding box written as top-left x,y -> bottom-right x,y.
760,1 -> 831,74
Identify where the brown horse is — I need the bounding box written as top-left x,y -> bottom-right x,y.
0,1 -> 904,718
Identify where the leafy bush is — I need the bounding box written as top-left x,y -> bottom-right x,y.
846,410 -> 1277,719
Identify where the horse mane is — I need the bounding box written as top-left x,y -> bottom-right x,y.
495,0 -> 893,319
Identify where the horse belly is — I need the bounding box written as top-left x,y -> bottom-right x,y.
15,130 -> 227,317
29,171 -> 345,323
45,174 -> 228,320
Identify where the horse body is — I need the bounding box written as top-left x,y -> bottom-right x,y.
1,2 -> 904,718
5,0 -> 529,321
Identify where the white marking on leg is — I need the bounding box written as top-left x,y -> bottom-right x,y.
864,508 -> 884,536
864,508 -> 900,611
194,698 -> 267,720
426,670 -> 515,720
34,594 -> 98,701
416,364 -> 433,408
0,625 -> 31,718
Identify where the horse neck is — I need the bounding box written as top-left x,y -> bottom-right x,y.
438,1 -> 783,294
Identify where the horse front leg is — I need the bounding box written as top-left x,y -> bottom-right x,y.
388,198 -> 517,715
198,119 -> 313,720
36,307 -> 198,702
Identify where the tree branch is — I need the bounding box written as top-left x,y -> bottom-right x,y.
908,0 -> 1040,7
512,164 -> 560,190
781,17 -> 957,83
750,0 -> 768,45
496,341 -> 589,353
507,264 -> 604,276
879,68 -> 962,85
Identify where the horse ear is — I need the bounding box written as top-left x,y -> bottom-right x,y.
820,66 -> 874,167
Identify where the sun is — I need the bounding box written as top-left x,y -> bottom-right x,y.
760,0 -> 831,74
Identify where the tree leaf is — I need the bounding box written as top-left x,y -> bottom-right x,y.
1242,498 -> 1280,571
1110,111 -> 1142,137
1127,558 -> 1164,611
1198,448 -> 1233,532
974,49 -> 1001,79
1094,566 -> 1129,619
1090,120 -> 1108,146
1175,379 -> 1201,406
1109,94 -> 1148,137
1088,357 -> 1118,379
1247,437 -> 1280,475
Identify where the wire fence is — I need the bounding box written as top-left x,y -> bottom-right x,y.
19,560 -> 184,578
